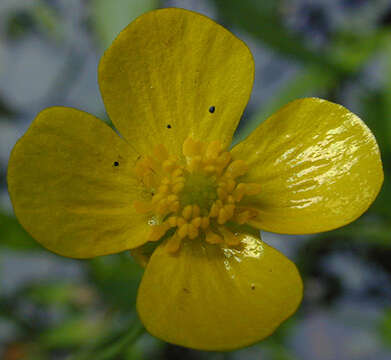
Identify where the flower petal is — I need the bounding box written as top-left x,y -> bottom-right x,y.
232,98 -> 383,234
7,107 -> 151,258
98,8 -> 254,156
137,234 -> 303,351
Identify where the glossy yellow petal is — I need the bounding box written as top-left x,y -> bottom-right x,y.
232,98 -> 383,234
7,107 -> 151,258
99,8 -> 254,156
137,234 -> 303,350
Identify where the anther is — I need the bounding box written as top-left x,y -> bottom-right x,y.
172,168 -> 183,178
217,187 -> 228,200
167,194 -> 178,203
188,156 -> 202,173
227,195 -> 235,204
201,217 -> 210,229
204,165 -> 216,174
166,234 -> 182,253
232,183 -> 247,202
188,224 -> 199,239
152,144 -> 169,161
170,201 -> 180,212
217,152 -> 231,170
218,226 -> 243,246
183,138 -> 202,157
158,184 -> 169,194
225,178 -> 236,193
205,140 -> 222,159
225,160 -> 248,179
192,205 -> 200,218
148,223 -> 169,242
205,230 -> 222,244
168,216 -> 178,227
217,208 -> 229,224
172,183 -> 184,194
177,224 -> 189,239
163,159 -> 178,172
209,202 -> 220,218
191,217 -> 202,228
177,217 -> 186,227
136,136 -> 262,253
182,205 -> 193,220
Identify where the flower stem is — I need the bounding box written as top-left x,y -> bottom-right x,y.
70,318 -> 145,360
93,320 -> 145,360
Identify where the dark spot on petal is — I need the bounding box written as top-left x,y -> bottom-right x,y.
167,124 -> 172,128
209,106 -> 215,113
251,284 -> 255,290
113,161 -> 119,167
151,192 -> 154,196
183,287 -> 190,293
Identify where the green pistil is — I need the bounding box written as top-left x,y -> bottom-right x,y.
179,173 -> 217,214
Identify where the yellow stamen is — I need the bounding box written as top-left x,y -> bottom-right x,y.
188,155 -> 202,173
182,205 -> 193,220
165,234 -> 182,253
177,217 -> 186,227
177,224 -> 189,239
205,140 -> 222,159
205,230 -> 223,244
218,226 -> 243,246
232,183 -> 247,202
133,139 -> 261,255
191,217 -> 202,228
225,160 -> 248,179
234,208 -> 259,224
152,143 -> 169,162
201,216 -> 210,229
163,159 -> 178,173
148,223 -> 169,242
183,137 -> 202,157
188,223 -> 199,239
192,205 -> 200,218
172,182 -> 184,194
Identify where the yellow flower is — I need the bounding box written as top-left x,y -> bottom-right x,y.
7,8 -> 383,351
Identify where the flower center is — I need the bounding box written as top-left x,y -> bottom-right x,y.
133,137 -> 261,253
179,173 -> 217,214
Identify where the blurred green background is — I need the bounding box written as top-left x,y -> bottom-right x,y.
0,0 -> 390,359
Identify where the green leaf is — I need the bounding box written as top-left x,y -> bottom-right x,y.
383,41 -> 391,148
379,308 -> 391,348
0,211 -> 40,250
88,253 -> 143,308
329,29 -> 390,72
316,217 -> 391,248
40,316 -> 106,349
69,316 -> 144,360
92,0 -> 158,51
27,282 -> 94,308
212,0 -> 347,74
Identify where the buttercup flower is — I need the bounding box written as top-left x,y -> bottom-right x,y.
7,8 -> 383,351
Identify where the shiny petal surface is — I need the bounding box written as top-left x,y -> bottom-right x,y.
232,98 -> 383,234
8,107 -> 151,258
137,234 -> 303,351
99,8 -> 254,156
